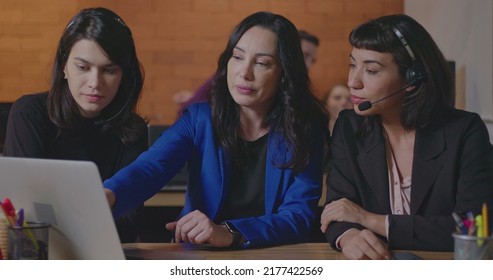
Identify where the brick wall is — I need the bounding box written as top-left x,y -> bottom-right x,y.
0,0 -> 402,124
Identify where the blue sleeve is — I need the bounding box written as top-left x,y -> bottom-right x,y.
104,107 -> 197,218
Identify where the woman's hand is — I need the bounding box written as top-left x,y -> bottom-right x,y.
339,229 -> 390,260
104,188 -> 116,208
320,198 -> 368,233
165,210 -> 234,247
172,90 -> 193,105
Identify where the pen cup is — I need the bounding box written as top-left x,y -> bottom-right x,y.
453,233 -> 493,260
7,222 -> 50,260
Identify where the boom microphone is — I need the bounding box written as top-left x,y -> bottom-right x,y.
357,83 -> 413,112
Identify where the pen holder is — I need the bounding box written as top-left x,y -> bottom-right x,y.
453,233 -> 493,260
7,222 -> 50,260
0,218 -> 8,259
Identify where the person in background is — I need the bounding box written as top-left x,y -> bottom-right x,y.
104,11 -> 328,248
172,75 -> 214,117
298,30 -> 319,71
320,14 -> 493,259
3,7 -> 147,243
174,30 -> 320,117
323,84 -> 352,134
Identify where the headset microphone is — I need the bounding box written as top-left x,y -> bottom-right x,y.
357,83 -> 413,112
94,94 -> 133,126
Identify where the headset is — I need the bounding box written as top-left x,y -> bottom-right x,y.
392,27 -> 427,86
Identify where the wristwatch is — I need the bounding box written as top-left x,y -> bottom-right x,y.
222,222 -> 245,247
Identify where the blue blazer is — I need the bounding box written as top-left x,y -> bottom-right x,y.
105,103 -> 324,247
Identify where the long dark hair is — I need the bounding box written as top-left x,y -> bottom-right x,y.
48,7 -> 145,143
210,11 -> 328,173
349,14 -> 453,130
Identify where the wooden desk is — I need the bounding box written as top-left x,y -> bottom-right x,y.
122,242 -> 453,260
145,191 -> 185,207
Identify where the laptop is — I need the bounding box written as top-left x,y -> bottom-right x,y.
147,125 -> 188,191
0,157 -> 125,260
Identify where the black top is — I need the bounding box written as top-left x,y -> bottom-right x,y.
4,93 -> 148,242
216,133 -> 268,222
0,102 -> 13,153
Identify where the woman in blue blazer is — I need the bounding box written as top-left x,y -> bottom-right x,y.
320,15 -> 493,259
104,11 -> 328,248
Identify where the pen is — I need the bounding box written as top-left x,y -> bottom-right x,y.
452,212 -> 468,234
466,211 -> 476,236
3,198 -> 17,222
22,220 -> 39,251
16,208 -> 24,227
476,215 -> 483,238
476,214 -> 484,246
1,199 -> 16,225
482,203 -> 489,237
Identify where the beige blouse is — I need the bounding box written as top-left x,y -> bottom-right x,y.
384,132 -> 412,238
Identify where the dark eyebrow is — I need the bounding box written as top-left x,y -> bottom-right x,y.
349,54 -> 384,66
73,57 -> 118,67
234,46 -> 276,59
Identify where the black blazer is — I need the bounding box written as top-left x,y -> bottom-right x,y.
325,109 -> 493,251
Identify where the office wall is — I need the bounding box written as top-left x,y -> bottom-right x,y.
405,0 -> 493,141
0,0 -> 402,124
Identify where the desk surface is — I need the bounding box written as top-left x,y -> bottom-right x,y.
122,242 -> 453,260
145,190 -> 185,207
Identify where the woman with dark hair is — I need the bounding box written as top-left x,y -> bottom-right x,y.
320,14 -> 493,259
104,11 -> 328,248
173,29 -> 320,118
4,7 -> 147,242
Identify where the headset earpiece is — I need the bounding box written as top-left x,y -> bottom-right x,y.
393,27 -> 427,87
405,61 -> 427,86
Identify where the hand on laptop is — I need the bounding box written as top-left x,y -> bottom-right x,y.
166,210 -> 234,247
104,188 -> 116,208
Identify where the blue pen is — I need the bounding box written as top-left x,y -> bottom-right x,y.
16,208 -> 24,227
452,212 -> 468,234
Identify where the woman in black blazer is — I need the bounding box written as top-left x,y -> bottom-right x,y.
320,14 -> 493,259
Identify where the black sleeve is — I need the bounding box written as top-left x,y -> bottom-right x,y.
3,94 -> 53,158
324,111 -> 366,249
